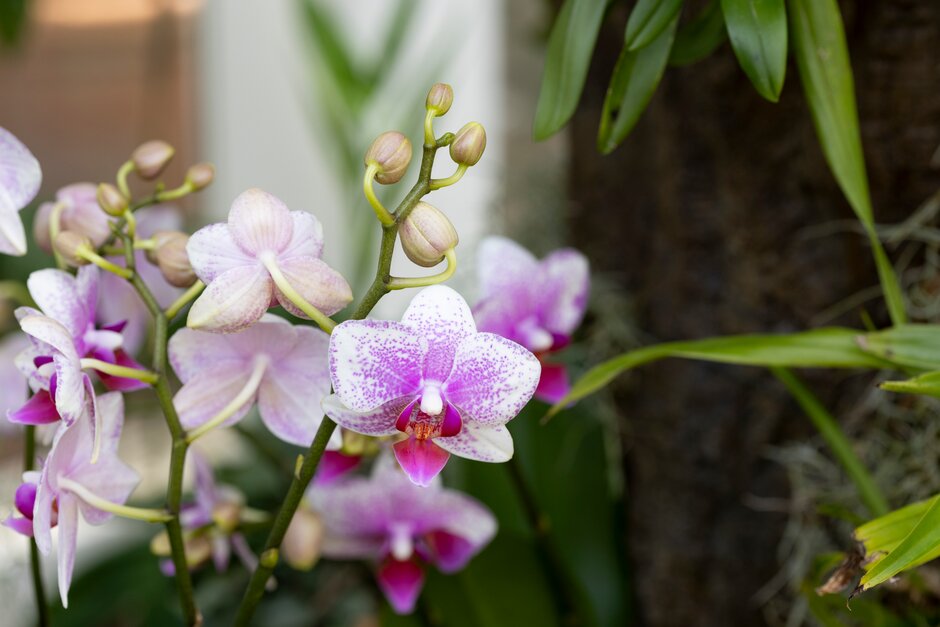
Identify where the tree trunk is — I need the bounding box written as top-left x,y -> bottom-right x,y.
565,1 -> 940,625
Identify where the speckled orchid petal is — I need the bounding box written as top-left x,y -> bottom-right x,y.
227,188 -> 294,254
328,320 -> 426,411
19,315 -> 84,424
272,256 -> 352,318
186,222 -> 254,283
187,265 -> 273,333
0,127 -> 41,256
321,394 -> 405,437
173,363 -> 258,432
401,285 -> 476,381
56,494 -> 79,608
434,422 -> 514,463
27,268 -> 91,338
535,362 -> 571,404
283,210 -> 325,258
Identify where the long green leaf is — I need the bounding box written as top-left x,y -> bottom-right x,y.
547,327 -> 889,418
624,0 -> 683,51
857,496 -> 936,554
789,0 -> 907,326
773,367 -> 888,516
668,0 -> 726,66
860,495 -> 940,590
597,15 -> 677,154
880,371 -> 940,399
858,324 -> 940,372
721,0 -> 787,101
533,0 -> 610,140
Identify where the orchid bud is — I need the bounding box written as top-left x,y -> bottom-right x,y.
282,509 -> 324,571
54,231 -> 92,267
426,83 -> 454,116
399,202 -> 458,267
154,231 -> 196,287
132,140 -> 175,180
450,122 -> 486,166
185,162 -> 215,191
364,131 -> 412,184
97,182 -> 128,217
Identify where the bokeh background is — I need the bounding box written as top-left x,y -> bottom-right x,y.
3,1 -> 940,626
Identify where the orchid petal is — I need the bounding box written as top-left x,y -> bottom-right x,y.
0,127 -> 40,256
329,320 -> 425,411
187,265 -> 272,333
393,436 -> 450,487
0,200 -> 27,255
8,389 -> 60,425
168,327 -> 247,383
535,362 -> 571,404
536,249 -> 589,336
56,494 -> 79,608
378,558 -> 425,614
321,394 -> 407,437
3,515 -> 34,536
426,531 -> 477,573
314,451 -> 362,486
435,423 -> 514,463
70,458 -> 141,525
186,222 -> 255,283
272,255 -> 352,318
228,188 -> 294,254
477,236 -> 538,301
282,210 -> 325,258
444,333 -> 540,426
174,363 -> 258,431
401,285 -> 476,381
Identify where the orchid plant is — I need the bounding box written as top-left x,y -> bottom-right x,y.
0,85 -> 593,626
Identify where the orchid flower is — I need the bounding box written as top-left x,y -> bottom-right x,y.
473,236 -> 589,403
33,183 -> 111,253
311,457 -> 497,613
324,285 -> 541,486
0,127 -> 42,256
186,188 -> 352,333
31,392 -> 141,607
3,471 -> 46,537
0,332 -> 30,434
169,314 -> 340,447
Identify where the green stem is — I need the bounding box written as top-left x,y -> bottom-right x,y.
260,254 -> 337,334
24,425 -> 49,627
165,281 -> 205,320
388,248 -> 457,290
506,456 -> 581,626
771,367 -> 889,516
57,478 -> 172,523
79,358 -> 158,384
363,163 -> 395,226
124,236 -> 200,625
233,133 -> 446,627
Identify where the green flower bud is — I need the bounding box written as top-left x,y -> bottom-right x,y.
54,231 -> 92,267
364,131 -> 412,184
426,83 -> 454,116
185,162 -> 215,191
399,202 -> 458,267
449,122 -> 486,166
153,231 -> 196,287
97,182 -> 128,217
132,140 -> 175,180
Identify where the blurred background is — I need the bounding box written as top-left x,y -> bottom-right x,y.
2,1 -> 940,626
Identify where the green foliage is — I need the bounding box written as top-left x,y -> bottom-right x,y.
881,371 -> 940,399
533,0 -> 611,140
623,0 -> 683,51
858,325 -> 940,372
0,0 -> 28,46
597,15 -> 677,154
858,495 -> 940,592
668,0 -> 726,66
721,0 -> 787,101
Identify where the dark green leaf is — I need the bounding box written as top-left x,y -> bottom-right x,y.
624,0 -> 683,51
858,324 -> 940,372
721,0 -> 787,101
668,0 -> 726,66
548,327 -> 889,417
597,15 -> 677,153
533,0 -> 610,140
789,0 -> 907,325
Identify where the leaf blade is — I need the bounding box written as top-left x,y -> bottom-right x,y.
624,0 -> 684,51
721,0 -> 787,101
860,496 -> 940,590
669,0 -> 726,66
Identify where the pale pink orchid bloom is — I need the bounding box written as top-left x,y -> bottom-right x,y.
311,457 -> 496,614
473,236 -> 589,404
169,314 -> 341,447
0,127 -> 41,256
324,285 -> 541,487
0,332 -> 30,434
186,188 -> 352,333
31,393 -> 140,608
33,183 -> 111,253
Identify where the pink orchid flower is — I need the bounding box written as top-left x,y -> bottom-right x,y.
473,236 -> 589,404
186,188 -> 352,333
169,314 -> 340,447
10,266 -> 148,430
2,471 -> 48,537
324,285 -> 541,487
33,183 -> 111,253
0,332 -> 31,434
31,392 -> 141,607
311,457 -> 496,614
0,127 -> 41,256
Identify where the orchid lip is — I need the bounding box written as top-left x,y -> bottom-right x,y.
395,394 -> 463,441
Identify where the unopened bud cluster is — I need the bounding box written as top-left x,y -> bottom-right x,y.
365,132 -> 413,185
450,122 -> 486,166
399,202 -> 458,267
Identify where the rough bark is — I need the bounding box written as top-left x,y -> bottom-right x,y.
565,1 -> 940,625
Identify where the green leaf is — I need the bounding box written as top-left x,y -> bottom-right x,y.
860,495 -> 940,591
533,0 -> 610,140
721,0 -> 787,101
597,15 -> 677,154
789,0 -> 907,326
623,0 -> 683,51
548,327 -> 888,417
858,324 -> 940,372
880,371 -> 940,399
668,0 -> 726,66
857,496 -> 937,555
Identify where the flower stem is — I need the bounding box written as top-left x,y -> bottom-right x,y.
24,425 -> 49,627
260,254 -> 337,334
76,246 -> 134,279
165,280 -> 205,320
80,358 -> 158,384
116,160 -> 134,199
429,163 -> 468,190
58,478 -> 172,522
363,163 -> 395,226
123,235 -> 200,625
186,357 -> 268,443
388,248 -> 457,290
